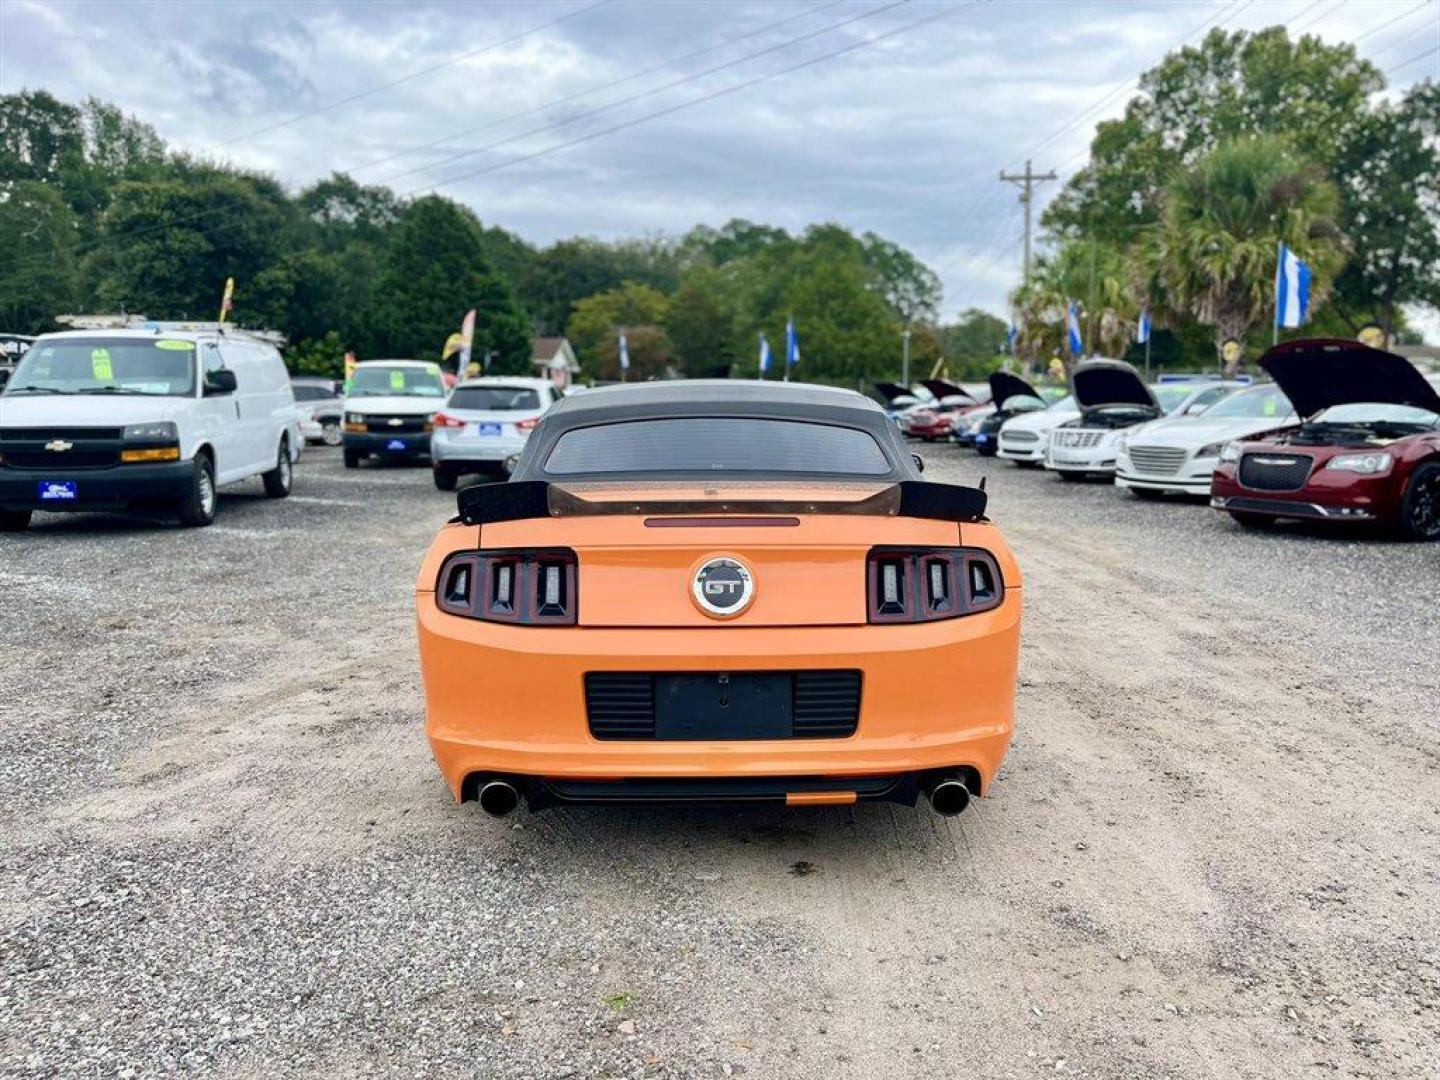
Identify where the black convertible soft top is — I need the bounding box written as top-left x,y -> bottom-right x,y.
457,380 -> 989,524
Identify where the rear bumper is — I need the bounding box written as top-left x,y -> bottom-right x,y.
0,460 -> 192,512
430,431 -> 527,465
416,594 -> 1021,803
344,431 -> 429,457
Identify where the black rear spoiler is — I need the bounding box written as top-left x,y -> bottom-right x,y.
456,481 -> 987,526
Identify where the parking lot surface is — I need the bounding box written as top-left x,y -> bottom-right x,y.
2,446 -> 1436,1078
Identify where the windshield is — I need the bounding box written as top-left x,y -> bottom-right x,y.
1311,403 -> 1440,427
1203,385 -> 1291,419
545,418 -> 892,477
292,384 -> 337,402
449,385 -> 542,411
349,365 -> 446,398
5,337 -> 197,396
1005,395 -> 1047,413
1048,394 -> 1074,411
1154,384 -> 1201,412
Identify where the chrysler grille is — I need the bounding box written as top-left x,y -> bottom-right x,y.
1238,453 -> 1312,492
1126,445 -> 1188,476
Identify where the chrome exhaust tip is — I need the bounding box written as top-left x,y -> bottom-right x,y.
477,779 -> 521,818
925,777 -> 971,817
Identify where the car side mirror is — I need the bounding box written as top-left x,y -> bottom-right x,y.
204,369 -> 237,396
911,452 -> 925,473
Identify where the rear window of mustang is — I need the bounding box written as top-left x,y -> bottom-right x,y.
544,417 -> 892,477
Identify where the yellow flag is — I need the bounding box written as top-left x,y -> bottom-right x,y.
442,332 -> 466,360
218,277 -> 235,324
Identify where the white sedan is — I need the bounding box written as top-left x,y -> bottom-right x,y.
996,394 -> 1079,465
1115,383 -> 1295,498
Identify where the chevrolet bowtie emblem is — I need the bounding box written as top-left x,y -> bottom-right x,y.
45,440 -> 74,452
387,418 -> 403,427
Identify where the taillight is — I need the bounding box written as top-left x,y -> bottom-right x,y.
432,412 -> 465,428
515,417 -> 540,432
866,547 -> 1003,623
436,549 -> 578,625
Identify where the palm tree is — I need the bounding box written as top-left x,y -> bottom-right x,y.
1139,135 -> 1345,373
1012,238 -> 1135,373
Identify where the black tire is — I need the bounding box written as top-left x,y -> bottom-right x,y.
433,467 -> 458,491
343,449 -> 361,469
1129,487 -> 1164,501
262,439 -> 293,498
0,509 -> 32,532
1398,460 -> 1440,541
177,455 -> 218,528
321,421 -> 343,447
1229,511 -> 1275,529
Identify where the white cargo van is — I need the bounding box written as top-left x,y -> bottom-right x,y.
0,323 -> 301,530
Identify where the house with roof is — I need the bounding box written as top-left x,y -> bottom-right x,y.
532,337 -> 581,388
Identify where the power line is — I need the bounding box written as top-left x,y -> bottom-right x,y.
1350,0 -> 1434,45
1385,43 -> 1440,75
215,0 -> 611,150
373,0 -> 914,188
402,1 -> 984,199
346,1 -> 846,177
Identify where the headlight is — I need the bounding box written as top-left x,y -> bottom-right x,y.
345,412 -> 366,424
1219,442 -> 1241,463
1326,452 -> 1392,475
122,421 -> 178,442
1196,442 -> 1225,459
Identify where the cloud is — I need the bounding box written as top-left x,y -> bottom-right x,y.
1,0 -> 1434,328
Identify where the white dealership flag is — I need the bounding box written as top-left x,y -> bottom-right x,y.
618,331 -> 630,372
1274,243 -> 1312,329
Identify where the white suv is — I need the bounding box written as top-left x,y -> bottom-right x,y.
429,376 -> 561,489
0,324 -> 301,530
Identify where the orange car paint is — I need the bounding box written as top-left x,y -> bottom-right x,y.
416,498 -> 1022,804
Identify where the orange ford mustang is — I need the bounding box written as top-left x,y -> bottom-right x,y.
415,381 -> 1022,817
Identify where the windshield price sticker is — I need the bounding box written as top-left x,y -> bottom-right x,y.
154,340 -> 195,351
90,348 -> 113,381
390,370 -> 406,391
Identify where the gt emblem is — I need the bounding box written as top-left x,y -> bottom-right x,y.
45,440 -> 74,452
692,556 -> 755,619
387,418 -> 404,427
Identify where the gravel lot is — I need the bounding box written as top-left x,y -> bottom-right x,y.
2,444 -> 1436,1078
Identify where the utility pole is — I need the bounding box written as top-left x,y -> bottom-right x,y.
999,159 -> 1057,285
901,326 -> 911,387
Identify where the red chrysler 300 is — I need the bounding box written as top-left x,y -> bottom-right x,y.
1210,339 -> 1440,540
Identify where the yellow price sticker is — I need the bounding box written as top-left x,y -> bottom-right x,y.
91,348 -> 113,381
390,369 -> 405,391
155,339 -> 195,351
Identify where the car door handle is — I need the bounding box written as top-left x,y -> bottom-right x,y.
235,401 -> 241,419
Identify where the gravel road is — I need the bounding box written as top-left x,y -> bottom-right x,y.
2,444 -> 1436,1078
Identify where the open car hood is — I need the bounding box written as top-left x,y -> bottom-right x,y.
872,381 -> 911,403
919,379 -> 975,403
988,371 -> 1041,409
1069,359 -> 1157,410
1259,338 -> 1440,417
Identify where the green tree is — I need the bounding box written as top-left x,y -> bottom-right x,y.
567,281 -> 671,378
1330,82 -> 1439,336
368,195 -> 530,372
1012,238 -> 1134,368
520,237 -> 680,334
0,181 -> 80,331
1139,136 -> 1345,372
664,266 -> 739,377
860,232 -> 941,323
1045,28 -> 1382,244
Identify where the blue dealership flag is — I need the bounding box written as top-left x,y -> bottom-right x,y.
785,318 -> 800,367
1274,243 -> 1312,329
758,332 -> 772,376
1066,301 -> 1084,356
1006,320 -> 1018,353
618,331 -> 630,372
1136,308 -> 1152,344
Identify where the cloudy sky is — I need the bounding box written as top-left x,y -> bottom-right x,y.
2,0 -> 1437,327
